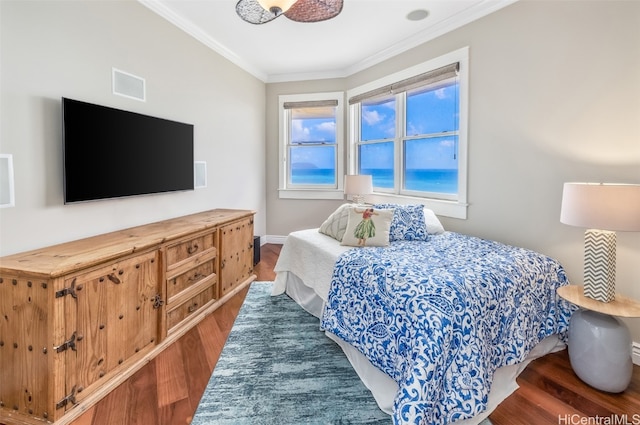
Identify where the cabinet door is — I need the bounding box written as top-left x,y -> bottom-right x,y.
0,274 -> 50,420
218,217 -> 254,297
59,250 -> 160,410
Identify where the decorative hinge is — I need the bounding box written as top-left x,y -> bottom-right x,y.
54,331 -> 77,353
151,294 -> 164,310
55,278 -> 77,299
55,386 -> 77,410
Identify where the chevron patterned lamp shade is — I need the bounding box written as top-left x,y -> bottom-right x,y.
561,183 -> 640,302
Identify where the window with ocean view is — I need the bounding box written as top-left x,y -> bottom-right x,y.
354,68 -> 459,199
289,105 -> 337,186
278,93 -> 344,200
347,48 -> 469,217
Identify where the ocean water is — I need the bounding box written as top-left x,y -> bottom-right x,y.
291,168 -> 336,185
291,168 -> 458,194
403,169 -> 458,194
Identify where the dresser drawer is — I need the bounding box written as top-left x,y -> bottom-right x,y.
167,259 -> 216,300
166,231 -> 215,267
166,285 -> 216,331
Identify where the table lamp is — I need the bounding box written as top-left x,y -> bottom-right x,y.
560,182 -> 640,302
344,174 -> 372,205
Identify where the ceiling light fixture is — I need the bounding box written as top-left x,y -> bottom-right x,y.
236,0 -> 343,25
257,0 -> 298,16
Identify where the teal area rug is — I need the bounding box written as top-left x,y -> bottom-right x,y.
192,282 -> 493,425
192,281 -> 389,424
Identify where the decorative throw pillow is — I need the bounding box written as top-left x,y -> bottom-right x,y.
318,203 -> 353,241
341,207 -> 394,247
423,208 -> 445,235
373,204 -> 429,241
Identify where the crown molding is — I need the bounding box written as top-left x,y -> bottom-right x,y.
342,0 -> 519,78
139,0 -> 518,84
266,0 -> 517,83
266,68 -> 349,84
138,0 -> 268,82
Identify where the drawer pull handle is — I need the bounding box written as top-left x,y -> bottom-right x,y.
187,244 -> 199,254
152,294 -> 164,310
189,273 -> 205,282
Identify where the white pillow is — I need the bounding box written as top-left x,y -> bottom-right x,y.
423,208 -> 445,234
318,203 -> 353,241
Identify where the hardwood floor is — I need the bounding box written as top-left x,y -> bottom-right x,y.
67,243 -> 638,425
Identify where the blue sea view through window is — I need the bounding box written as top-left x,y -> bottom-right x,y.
353,76 -> 460,198
282,52 -> 467,217
286,65 -> 461,199
288,103 -> 338,187
290,166 -> 336,185
291,167 -> 457,194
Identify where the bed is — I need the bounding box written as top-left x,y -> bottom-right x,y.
272,204 -> 573,425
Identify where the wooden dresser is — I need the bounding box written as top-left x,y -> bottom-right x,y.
0,209 -> 256,425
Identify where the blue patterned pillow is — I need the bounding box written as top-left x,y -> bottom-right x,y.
373,204 -> 429,241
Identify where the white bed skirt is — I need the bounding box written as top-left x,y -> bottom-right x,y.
274,270 -> 564,425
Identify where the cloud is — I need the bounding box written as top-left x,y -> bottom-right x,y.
316,121 -> 336,132
434,88 -> 447,99
362,109 -> 384,126
291,120 -> 310,140
440,139 -> 455,147
406,122 -> 423,136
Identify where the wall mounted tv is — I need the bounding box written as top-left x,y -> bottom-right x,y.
62,97 -> 194,203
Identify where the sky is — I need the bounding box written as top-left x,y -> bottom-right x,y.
290,81 -> 459,171
290,116 -> 336,169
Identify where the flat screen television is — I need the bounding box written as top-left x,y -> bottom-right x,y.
62,97 -> 194,203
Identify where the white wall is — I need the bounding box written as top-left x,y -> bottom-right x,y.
265,1 -> 640,340
0,0 -> 267,256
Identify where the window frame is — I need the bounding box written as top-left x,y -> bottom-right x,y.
278,92 -> 345,200
347,47 -> 469,219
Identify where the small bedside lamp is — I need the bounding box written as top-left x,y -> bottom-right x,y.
560,182 -> 640,302
344,174 -> 372,205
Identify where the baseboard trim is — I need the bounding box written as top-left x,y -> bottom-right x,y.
265,234 -> 288,244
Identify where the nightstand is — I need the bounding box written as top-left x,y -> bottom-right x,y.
557,285 -> 640,393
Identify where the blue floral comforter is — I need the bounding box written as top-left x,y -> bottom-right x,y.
320,232 -> 572,425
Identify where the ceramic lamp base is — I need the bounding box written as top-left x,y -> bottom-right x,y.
352,195 -> 365,204
568,309 -> 632,393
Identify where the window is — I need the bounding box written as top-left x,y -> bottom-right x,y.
278,92 -> 344,199
348,48 -> 468,218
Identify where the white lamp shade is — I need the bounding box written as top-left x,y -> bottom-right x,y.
344,175 -> 373,196
560,183 -> 640,231
257,0 -> 298,13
